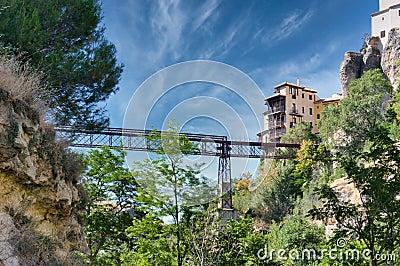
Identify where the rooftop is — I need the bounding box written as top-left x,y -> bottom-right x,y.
274,81 -> 317,93
371,3 -> 400,16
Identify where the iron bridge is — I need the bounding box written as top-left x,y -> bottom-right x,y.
55,126 -> 300,211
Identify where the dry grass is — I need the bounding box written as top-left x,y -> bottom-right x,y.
0,54 -> 51,116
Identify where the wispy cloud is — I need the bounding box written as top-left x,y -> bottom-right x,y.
148,0 -> 186,62
250,40 -> 340,95
200,7 -> 251,59
192,0 -> 221,32
262,9 -> 313,45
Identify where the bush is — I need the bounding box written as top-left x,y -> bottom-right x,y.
0,53 -> 50,116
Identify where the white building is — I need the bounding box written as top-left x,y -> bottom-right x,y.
371,0 -> 400,50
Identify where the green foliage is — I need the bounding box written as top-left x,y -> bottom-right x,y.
266,215 -> 325,265
310,126 -> 400,265
318,69 -> 392,148
218,218 -> 269,266
132,121 -> 214,266
252,160 -> 298,224
232,173 -> 254,214
0,0 -> 123,129
294,141 -> 328,191
124,214 -> 176,266
186,206 -> 224,265
82,146 -> 142,265
281,121 -> 320,144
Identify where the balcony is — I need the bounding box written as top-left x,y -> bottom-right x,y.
267,122 -> 285,129
265,106 -> 285,115
264,128 -> 286,142
289,108 -> 303,116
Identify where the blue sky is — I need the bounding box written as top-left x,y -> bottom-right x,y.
100,0 -> 378,179
103,0 -> 377,129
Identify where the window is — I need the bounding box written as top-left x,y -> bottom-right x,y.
317,114 -> 320,119
302,93 -> 304,98
382,17 -> 384,21
302,106 -> 304,113
399,10 -> 400,16
309,94 -> 312,100
381,30 -> 385,38
289,87 -> 292,94
310,122 -> 313,127
309,108 -> 313,115
317,106 -> 319,109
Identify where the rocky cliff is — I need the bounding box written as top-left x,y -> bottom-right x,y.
382,28 -> 400,88
340,29 -> 400,95
340,36 -> 382,96
0,88 -> 88,265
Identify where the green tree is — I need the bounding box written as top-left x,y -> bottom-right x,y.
131,122 -> 214,266
82,146 -> 142,265
0,0 -> 123,129
281,121 -> 320,144
318,69 -> 392,149
218,218 -> 269,266
252,160 -> 298,224
310,69 -> 400,266
266,215 -> 325,266
123,214 -> 176,266
310,127 -> 400,266
294,140 -> 329,192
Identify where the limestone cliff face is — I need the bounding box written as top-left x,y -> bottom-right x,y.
0,88 -> 88,265
340,37 -> 381,96
382,28 -> 400,89
340,29 -> 400,94
324,178 -> 362,237
339,52 -> 363,97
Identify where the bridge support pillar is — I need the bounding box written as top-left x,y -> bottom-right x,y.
217,138 -> 237,222
218,155 -> 232,209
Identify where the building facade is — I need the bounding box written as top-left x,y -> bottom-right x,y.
258,80 -> 319,142
371,0 -> 400,50
313,93 -> 343,133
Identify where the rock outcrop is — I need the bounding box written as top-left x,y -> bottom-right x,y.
382,28 -> 400,89
339,52 -> 363,97
340,37 -> 381,96
340,29 -> 400,94
324,178 -> 362,237
0,88 -> 88,265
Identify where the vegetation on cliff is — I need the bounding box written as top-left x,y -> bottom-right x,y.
0,0 -> 123,129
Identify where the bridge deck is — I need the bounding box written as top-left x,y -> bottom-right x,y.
55,126 -> 299,159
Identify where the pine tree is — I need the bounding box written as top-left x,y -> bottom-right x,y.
0,0 -> 123,129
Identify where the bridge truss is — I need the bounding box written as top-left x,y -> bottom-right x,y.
55,126 -> 300,210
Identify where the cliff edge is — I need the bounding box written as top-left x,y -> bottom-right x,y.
0,88 -> 88,265
340,28 -> 400,95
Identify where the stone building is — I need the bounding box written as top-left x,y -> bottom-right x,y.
258,80 -> 319,142
371,0 -> 400,51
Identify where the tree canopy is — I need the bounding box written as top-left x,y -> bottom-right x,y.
0,0 -> 123,129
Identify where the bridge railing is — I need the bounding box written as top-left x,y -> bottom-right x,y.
55,126 -> 300,159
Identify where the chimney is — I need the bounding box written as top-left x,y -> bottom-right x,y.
296,78 -> 300,86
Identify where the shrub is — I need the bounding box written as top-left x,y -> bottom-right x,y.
0,53 -> 51,116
